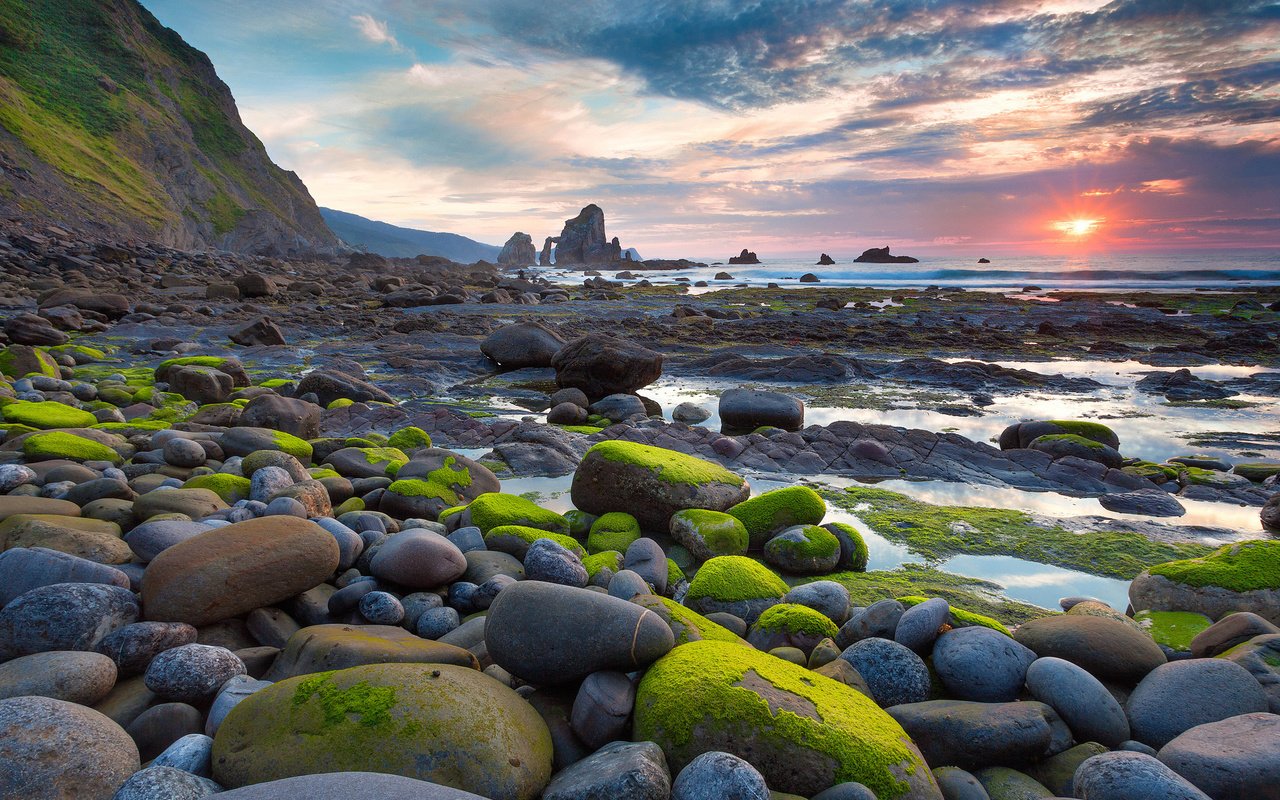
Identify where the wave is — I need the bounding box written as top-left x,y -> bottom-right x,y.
822,268 -> 1280,283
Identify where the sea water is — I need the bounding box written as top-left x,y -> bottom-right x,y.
527,249 -> 1280,292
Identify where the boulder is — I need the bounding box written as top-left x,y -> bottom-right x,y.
211,663 -> 553,800
1024,656 -> 1130,747
0,546 -> 130,605
719,388 -> 804,433
230,317 -> 287,347
1125,659 -> 1268,748
726,486 -> 826,549
853,247 -> 919,264
931,626 -> 1037,702
265,624 -> 478,680
1217,633 -> 1280,713
480,322 -> 565,369
541,740 -> 670,800
142,516 -> 340,626
0,582 -> 138,659
1013,614 -> 1166,683
0,650 -> 118,705
485,580 -> 673,685
886,700 -> 1064,771
1129,541 -> 1280,624
840,637 -> 931,708
551,335 -> 663,398
238,394 -> 322,439
634,640 -> 940,798
570,440 -> 749,530
370,529 -> 468,589
728,249 -> 760,264
1157,712 -> 1280,800
0,695 -> 140,799
295,369 -> 395,407
216,773 -> 491,799
683,555 -> 788,624
1072,752 -> 1211,800
669,509 -> 750,561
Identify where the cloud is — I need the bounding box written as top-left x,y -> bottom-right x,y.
352,13 -> 405,52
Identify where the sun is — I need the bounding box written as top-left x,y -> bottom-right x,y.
1052,217 -> 1102,237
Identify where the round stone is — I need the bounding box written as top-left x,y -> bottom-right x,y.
931,626 -> 1037,702
0,649 -> 118,704
894,597 -> 951,654
1157,712 -> 1280,800
359,591 -> 406,625
113,765 -> 222,799
211,663 -> 553,800
1013,614 -> 1166,684
524,537 -> 588,588
783,581 -> 851,625
164,438 -> 208,468
370,529 -> 468,590
763,524 -> 841,575
0,581 -> 138,659
1025,656 -> 1130,747
1125,658 -> 1269,748
144,644 -> 247,703
0,695 -> 140,799
215,772 -> 492,799
669,509 -> 749,561
672,751 -> 768,800
1072,751 -> 1211,800
886,699 -> 1063,772
839,637 -> 931,707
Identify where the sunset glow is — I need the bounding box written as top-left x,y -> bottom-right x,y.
1053,218 -> 1103,238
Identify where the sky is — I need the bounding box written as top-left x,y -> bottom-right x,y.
141,0 -> 1280,258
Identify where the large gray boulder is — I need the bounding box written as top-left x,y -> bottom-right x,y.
719,389 -> 804,433
0,695 -> 140,799
481,322 -> 565,369
551,335 -> 663,399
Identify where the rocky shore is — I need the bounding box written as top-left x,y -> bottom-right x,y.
1,222 -> 1279,800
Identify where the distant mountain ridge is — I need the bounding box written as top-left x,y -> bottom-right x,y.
0,0 -> 337,255
320,208 -> 500,263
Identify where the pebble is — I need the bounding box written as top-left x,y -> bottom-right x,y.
894,597 -> 951,653
416,606 -> 461,640
359,591 -> 406,625
570,670 -> 636,749
206,675 -> 271,737
671,751 -> 769,800
128,701 -> 205,761
837,599 -> 904,647
143,643 -> 247,702
112,765 -> 223,799
153,732 -> 215,777
783,580 -> 851,625
541,740 -> 671,800
0,649 -> 118,704
839,637 -> 931,707
524,537 -> 588,587
369,528 -> 468,589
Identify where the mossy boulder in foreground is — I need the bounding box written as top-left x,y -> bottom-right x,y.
1130,540 -> 1280,624
570,440 -> 750,529
19,430 -> 123,464
633,640 -> 941,798
669,508 -> 750,561
1,400 -> 96,429
464,492 -> 568,535
211,663 -> 553,800
684,555 -> 790,623
728,486 -> 827,549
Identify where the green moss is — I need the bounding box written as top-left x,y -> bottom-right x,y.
1046,420 -> 1118,446
811,565 -> 1051,627
828,487 -> 1212,580
258,378 -> 292,389
0,346 -> 58,378
0,422 -> 37,436
1122,461 -> 1181,482
1148,541 -> 1280,593
387,426 -> 431,451
291,671 -> 397,729
327,398 -> 354,410
387,478 -> 461,506
1134,609 -> 1211,651
1,400 -> 95,429
634,640 -> 923,799
670,509 -> 749,557
898,596 -> 1010,636
48,344 -> 105,361
156,355 -> 231,375
754,602 -> 840,638
438,505 -> 466,525
728,487 -> 826,548
582,550 -> 624,579
182,473 -> 251,503
667,558 -> 685,585
825,522 -> 869,572
564,509 -> 597,539
90,419 -> 169,433
585,440 -> 745,487
22,430 -> 120,463
344,437 -> 377,448
686,556 -> 789,603
1030,433 -> 1106,450
467,492 -> 568,535
558,424 -> 606,434
633,594 -> 743,645
484,525 -> 586,558
309,467 -> 341,480
1232,462 -> 1280,482
587,511 -> 642,554
269,429 -> 313,462
334,497 -> 365,516
770,525 -> 840,559
356,446 -> 408,477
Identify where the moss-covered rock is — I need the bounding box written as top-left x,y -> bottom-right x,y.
0,345 -> 59,379
466,493 -> 568,535
629,594 -> 747,646
669,508 -> 750,561
181,473 -> 252,504
21,431 -> 122,464
1,400 -> 96,430
728,486 -> 826,549
685,555 -> 788,623
387,426 -> 432,451
1131,541 -> 1280,624
484,525 -> 586,560
763,524 -> 841,575
823,522 -> 869,572
564,509 -> 597,539
264,624 -> 479,681
747,602 -> 840,655
633,640 -> 939,798
325,446 -> 408,479
1133,610 -> 1212,652
570,440 -> 750,530
897,596 -> 1010,636
999,419 -> 1119,450
582,550 -> 624,580
1028,434 -> 1123,468
586,512 -> 641,554
211,663 -> 553,799
1233,462 -> 1280,482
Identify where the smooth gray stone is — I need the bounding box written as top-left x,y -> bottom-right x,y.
1126,658 -> 1268,748
895,597 -> 950,653
126,702 -> 203,762
1157,712 -> 1280,800
1073,752 -> 1210,799
932,626 -> 1036,702
812,782 -> 880,800
839,637 -> 930,707
607,569 -> 651,601
837,599 -> 904,647
358,591 -> 405,625
0,582 -> 138,659
542,740 -> 670,800
95,621 -> 199,676
1025,656 -> 1129,747
215,772 -> 490,799
887,699 -> 1062,771
570,670 -> 635,749
415,607 -> 460,640
784,580 -> 851,625
205,675 -> 271,737
313,517 -> 364,571
624,537 -> 668,595
447,526 -> 486,553
0,547 -> 130,605
152,732 -> 214,777
124,519 -> 210,562
933,766 -> 991,800
524,537 -> 588,588
0,695 -> 140,798
671,751 -> 769,800
111,765 -> 221,799
143,644 -> 246,703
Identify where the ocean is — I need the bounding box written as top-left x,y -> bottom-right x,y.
525,249 -> 1280,292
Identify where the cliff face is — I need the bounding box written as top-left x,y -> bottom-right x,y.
0,0 -> 338,255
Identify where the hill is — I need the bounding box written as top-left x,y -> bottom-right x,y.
0,0 -> 337,254
320,207 -> 500,263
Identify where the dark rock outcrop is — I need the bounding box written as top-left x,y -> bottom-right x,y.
728,249 -> 760,264
497,233 -> 537,266
817,254 -> 835,265
854,247 -> 919,264
551,335 -> 663,399
549,205 -> 622,265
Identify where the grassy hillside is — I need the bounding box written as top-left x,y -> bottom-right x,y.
0,0 -> 337,253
